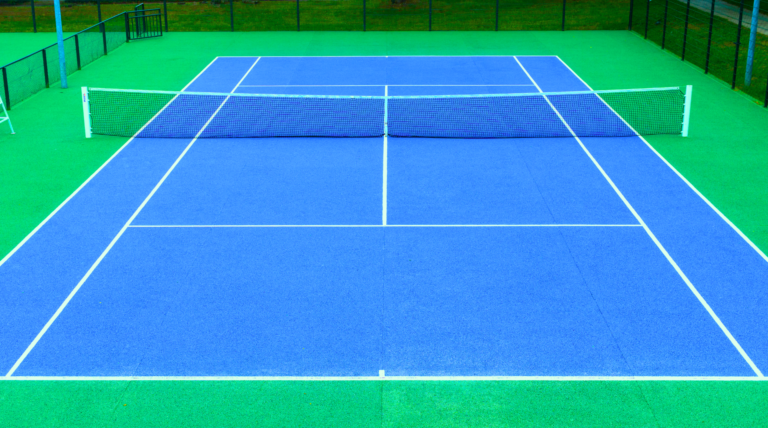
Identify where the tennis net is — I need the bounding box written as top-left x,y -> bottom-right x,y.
82,86 -> 691,139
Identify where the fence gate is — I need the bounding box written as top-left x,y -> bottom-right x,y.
126,7 -> 163,41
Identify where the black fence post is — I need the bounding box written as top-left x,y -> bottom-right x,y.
41,50 -> 49,88
97,0 -> 102,22
101,20 -> 108,55
31,0 -> 37,33
363,0 -> 366,31
682,0 -> 691,60
163,0 -> 168,32
2,67 -> 10,110
732,0 -> 745,89
562,0 -> 566,31
662,0 -> 669,48
125,13 -> 131,42
230,0 -> 234,31
495,0 -> 499,31
764,73 -> 768,107
629,0 -> 634,31
705,0 -> 715,73
75,34 -> 81,70
429,0 -> 432,31
644,0 -> 650,38
297,0 -> 300,31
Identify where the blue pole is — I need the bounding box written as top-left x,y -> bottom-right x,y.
745,0 -> 761,86
53,0 -> 68,89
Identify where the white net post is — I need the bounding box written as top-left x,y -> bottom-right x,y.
682,85 -> 692,137
82,87 -> 92,138
0,96 -> 13,134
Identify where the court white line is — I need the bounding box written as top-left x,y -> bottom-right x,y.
0,375 -> 765,381
555,56 -> 768,267
514,57 -> 763,378
0,57 -> 220,270
238,84 -> 537,87
4,58 -> 262,378
127,224 -> 644,228
383,85 -> 388,226
216,55 -> 552,58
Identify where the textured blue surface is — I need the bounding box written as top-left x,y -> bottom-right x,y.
17,228 -> 385,376
2,55 -> 767,377
134,137 -> 383,226
386,137 -> 636,225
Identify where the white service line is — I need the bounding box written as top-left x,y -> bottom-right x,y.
4,58 -> 262,378
128,224 -> 643,228
1,375 -> 767,382
0,57 -> 220,271
513,56 -> 763,378
216,55 -> 553,58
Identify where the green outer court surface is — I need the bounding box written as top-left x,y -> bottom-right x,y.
1,31 -> 768,427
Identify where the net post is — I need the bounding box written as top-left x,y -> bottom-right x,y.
662,0 -> 669,49
682,85 -> 692,137
644,0 -> 650,38
2,67 -> 9,110
682,0 -> 691,60
42,49 -> 50,88
1,96 -> 14,134
82,87 -> 92,139
75,34 -> 82,70
628,0 -> 634,31
733,0 -> 745,89
562,0 -> 566,31
705,0 -> 715,73
31,0 -> 37,33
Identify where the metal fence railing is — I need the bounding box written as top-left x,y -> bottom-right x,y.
1,0 -> 766,107
0,10 -> 162,110
630,0 -> 768,108
1,0 -> 633,33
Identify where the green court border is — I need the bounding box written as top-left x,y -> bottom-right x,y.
1,31 -> 768,426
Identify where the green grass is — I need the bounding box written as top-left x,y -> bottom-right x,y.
630,0 -> 768,107
0,0 -> 632,33
1,30 -> 768,425
1,380 -> 768,426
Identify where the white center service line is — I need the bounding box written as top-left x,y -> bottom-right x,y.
4,58 -> 263,378
513,56 -> 763,378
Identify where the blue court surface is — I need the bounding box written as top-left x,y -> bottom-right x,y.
1,56 -> 768,379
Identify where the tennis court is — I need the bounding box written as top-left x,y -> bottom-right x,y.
1,54 -> 767,381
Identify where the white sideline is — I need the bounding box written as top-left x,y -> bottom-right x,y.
555,56 -> 768,266
514,56 -> 762,378
0,375 -> 765,381
4,58 -> 261,378
0,57 -> 220,271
